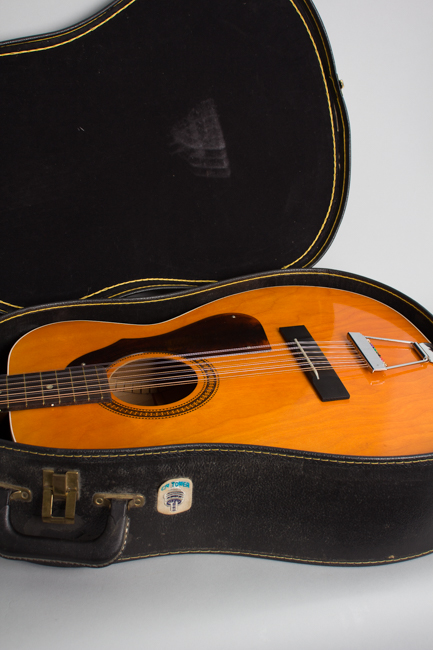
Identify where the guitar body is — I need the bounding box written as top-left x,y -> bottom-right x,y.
9,285 -> 433,456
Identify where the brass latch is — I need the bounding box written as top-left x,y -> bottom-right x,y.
42,470 -> 79,525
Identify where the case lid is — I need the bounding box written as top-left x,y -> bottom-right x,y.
0,0 -> 349,308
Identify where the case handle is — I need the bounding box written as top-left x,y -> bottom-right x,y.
0,490 -> 129,567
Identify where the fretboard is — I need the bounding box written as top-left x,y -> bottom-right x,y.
0,365 -> 111,413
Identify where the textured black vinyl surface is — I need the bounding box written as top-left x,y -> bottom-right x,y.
1,270 -> 433,566
2,440 -> 433,567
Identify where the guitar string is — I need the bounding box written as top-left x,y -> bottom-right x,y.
1,340 -> 363,385
108,361 -> 366,392
2,356 -> 367,400
2,339 -> 361,383
0,341 -> 367,398
5,358 -> 367,392
93,340 -> 358,365
1,346 -> 365,394
98,344 -> 360,372
1,355 -> 368,407
101,354 -> 367,388
2,362 -> 367,408
94,348 -> 365,377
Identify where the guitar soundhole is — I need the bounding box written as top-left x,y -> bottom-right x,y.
109,357 -> 198,407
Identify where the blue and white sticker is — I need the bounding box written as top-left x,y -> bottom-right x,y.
157,478 -> 193,515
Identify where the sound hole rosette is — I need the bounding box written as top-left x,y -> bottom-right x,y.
101,352 -> 219,419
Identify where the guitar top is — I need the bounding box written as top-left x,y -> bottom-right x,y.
5,285 -> 433,456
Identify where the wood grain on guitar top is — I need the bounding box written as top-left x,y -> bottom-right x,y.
8,286 -> 433,456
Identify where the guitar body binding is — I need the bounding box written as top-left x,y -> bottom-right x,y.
7,285 -> 433,457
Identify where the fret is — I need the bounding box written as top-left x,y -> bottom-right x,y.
23,373 -> 28,408
50,366 -> 109,407
59,366 -> 94,406
0,364 -> 112,413
68,368 -> 76,404
56,368 -> 76,406
0,375 -> 10,411
0,373 -> 42,411
68,367 -> 89,405
81,365 -> 91,402
54,370 -> 61,405
94,365 -> 111,402
4,374 -> 28,411
40,372 -> 45,407
40,371 -> 62,408
66,365 -> 111,405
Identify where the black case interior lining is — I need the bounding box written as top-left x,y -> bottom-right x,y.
0,0 -> 349,307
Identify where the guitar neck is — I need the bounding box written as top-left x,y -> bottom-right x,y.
0,365 -> 111,412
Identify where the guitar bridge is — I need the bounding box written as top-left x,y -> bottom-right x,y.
280,325 -> 350,402
348,333 -> 433,372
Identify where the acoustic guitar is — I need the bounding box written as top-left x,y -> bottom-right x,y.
2,286 -> 433,456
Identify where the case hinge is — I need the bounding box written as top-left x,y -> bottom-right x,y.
42,469 -> 79,525
0,481 -> 32,502
93,493 -> 145,509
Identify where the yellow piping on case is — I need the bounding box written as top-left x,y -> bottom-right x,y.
119,547 -> 433,566
0,271 -> 432,326
106,285 -> 197,299
0,279 -> 216,310
299,7 -> 349,267
0,300 -> 22,309
81,277 -> 216,299
0,0 -> 344,276
282,1 -> 337,268
0,0 -> 137,56
2,439 -> 433,464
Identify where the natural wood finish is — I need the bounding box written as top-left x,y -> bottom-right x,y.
9,285 -> 433,456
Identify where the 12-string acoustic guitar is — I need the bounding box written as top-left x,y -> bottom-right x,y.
2,286 -> 433,456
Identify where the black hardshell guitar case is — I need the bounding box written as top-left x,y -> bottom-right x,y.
1,0 -> 433,567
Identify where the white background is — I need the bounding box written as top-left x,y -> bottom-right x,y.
0,1 -> 432,649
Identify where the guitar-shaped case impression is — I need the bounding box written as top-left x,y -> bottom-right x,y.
1,0 -> 433,567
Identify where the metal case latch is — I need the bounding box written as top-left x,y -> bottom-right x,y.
42,470 -> 79,525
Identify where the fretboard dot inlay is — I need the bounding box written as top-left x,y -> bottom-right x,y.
0,364 -> 111,412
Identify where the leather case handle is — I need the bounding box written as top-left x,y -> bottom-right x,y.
0,490 -> 129,567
